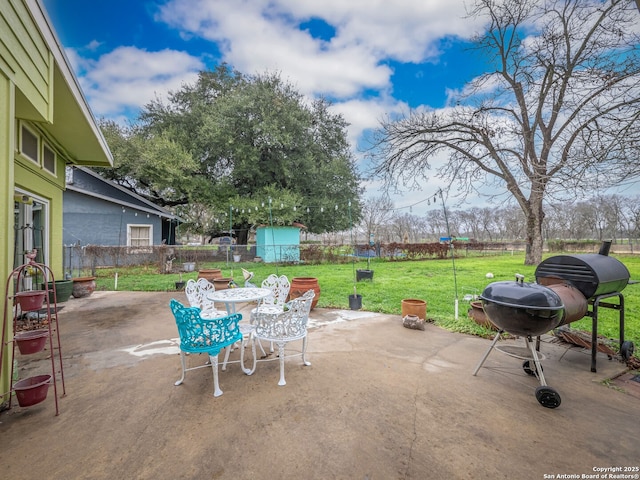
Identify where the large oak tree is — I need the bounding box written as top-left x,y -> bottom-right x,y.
100,66 -> 362,244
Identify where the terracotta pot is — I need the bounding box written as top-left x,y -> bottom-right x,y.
213,277 -> 232,290
72,277 -> 96,298
198,269 -> 223,282
468,300 -> 497,330
288,277 -> 320,310
401,298 -> 427,320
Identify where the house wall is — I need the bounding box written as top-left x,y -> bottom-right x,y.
1,0 -> 54,124
63,190 -> 164,246
0,0 -> 112,406
14,151 -> 65,272
256,227 -> 301,263
1,0 -> 54,406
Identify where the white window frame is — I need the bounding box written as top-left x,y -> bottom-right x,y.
127,224 -> 153,253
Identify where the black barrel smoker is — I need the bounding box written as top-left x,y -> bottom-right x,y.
473,241 -> 635,409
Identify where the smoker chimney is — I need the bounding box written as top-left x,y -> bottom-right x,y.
598,241 -> 612,256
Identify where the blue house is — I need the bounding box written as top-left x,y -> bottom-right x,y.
256,226 -> 301,263
63,167 -> 179,247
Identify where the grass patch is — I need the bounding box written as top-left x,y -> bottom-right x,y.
92,252 -> 640,348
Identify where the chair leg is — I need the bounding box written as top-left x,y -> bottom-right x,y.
222,345 -> 232,371
277,342 -> 286,386
209,353 -> 223,397
301,336 -> 311,366
175,350 -> 187,386
243,334 -> 258,375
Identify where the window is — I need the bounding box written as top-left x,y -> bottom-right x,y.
21,124 -> 39,162
43,143 -> 56,174
127,224 -> 152,252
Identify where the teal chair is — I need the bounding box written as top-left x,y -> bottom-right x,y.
170,299 -> 243,397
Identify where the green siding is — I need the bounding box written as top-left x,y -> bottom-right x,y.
0,0 -> 52,122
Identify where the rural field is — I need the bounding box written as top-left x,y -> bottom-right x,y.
93,252 -> 640,353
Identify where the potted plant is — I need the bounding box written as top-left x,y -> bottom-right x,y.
356,251 -> 374,281
175,273 -> 186,291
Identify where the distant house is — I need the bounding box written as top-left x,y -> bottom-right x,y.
64,167 -> 179,247
1,0 -> 112,402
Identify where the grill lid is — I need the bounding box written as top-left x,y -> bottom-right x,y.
480,280 -> 564,310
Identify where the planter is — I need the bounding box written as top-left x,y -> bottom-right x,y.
401,298 -> 427,321
42,280 -> 73,303
175,281 -> 186,291
14,290 -> 46,311
213,277 -> 233,290
349,294 -> 362,310
198,269 -> 223,282
289,277 -> 320,310
468,300 -> 497,330
183,262 -> 196,272
15,330 -> 49,354
356,269 -> 374,282
72,277 -> 96,298
233,254 -> 242,263
13,374 -> 52,407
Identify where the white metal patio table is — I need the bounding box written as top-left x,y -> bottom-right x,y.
206,287 -> 272,315
207,287 -> 273,373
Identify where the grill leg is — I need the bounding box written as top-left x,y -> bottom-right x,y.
526,337 -> 547,387
473,330 -> 502,376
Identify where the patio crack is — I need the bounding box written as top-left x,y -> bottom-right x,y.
403,379 -> 420,479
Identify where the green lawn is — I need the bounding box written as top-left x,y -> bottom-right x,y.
93,252 -> 640,352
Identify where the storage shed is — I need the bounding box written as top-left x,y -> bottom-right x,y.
256,226 -> 301,263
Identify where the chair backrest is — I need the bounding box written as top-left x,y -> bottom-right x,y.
261,274 -> 291,307
254,289 -> 314,341
196,277 -> 217,311
170,299 -> 242,354
184,278 -> 217,312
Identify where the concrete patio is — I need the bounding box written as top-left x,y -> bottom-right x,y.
1,290 -> 638,479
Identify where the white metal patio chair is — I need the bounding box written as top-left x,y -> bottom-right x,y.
250,274 -> 291,352
244,289 -> 315,386
184,278 -> 225,318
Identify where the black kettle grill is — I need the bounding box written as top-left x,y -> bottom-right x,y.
473,241 -> 634,409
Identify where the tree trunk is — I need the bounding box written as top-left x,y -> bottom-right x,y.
524,198 -> 545,265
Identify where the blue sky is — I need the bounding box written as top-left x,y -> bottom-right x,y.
42,0 -> 491,213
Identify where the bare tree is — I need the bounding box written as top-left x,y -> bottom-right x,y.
356,196 -> 396,244
370,0 -> 640,264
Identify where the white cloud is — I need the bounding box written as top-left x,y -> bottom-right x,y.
329,96 -> 407,148
73,46 -> 204,117
156,0 -> 483,99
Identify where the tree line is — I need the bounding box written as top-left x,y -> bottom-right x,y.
344,194 -> 640,246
